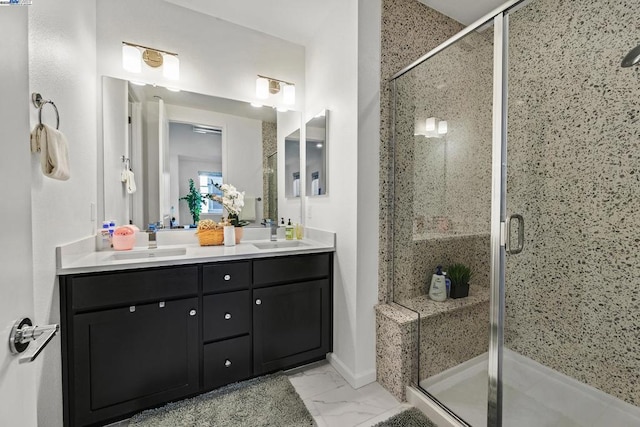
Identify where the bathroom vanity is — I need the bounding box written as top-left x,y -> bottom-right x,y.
57,235 -> 334,427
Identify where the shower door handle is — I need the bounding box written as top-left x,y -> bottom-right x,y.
505,214 -> 524,255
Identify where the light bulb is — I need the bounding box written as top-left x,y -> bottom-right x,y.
283,84 -> 295,105
256,77 -> 269,99
122,44 -> 141,73
163,54 -> 180,81
425,117 -> 437,132
437,120 -> 448,134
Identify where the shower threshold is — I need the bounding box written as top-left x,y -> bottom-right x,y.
420,350 -> 640,427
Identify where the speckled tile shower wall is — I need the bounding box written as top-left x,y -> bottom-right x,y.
391,27 -> 494,305
505,0 -> 640,407
378,0 -> 463,303
262,121 -> 277,219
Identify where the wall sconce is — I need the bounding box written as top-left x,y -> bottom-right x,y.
122,41 -> 180,81
415,116 -> 448,138
255,75 -> 296,108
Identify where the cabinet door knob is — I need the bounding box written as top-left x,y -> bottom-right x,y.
224,313 -> 232,320
189,309 -> 197,316
255,299 -> 262,305
224,359 -> 232,368
224,274 -> 231,281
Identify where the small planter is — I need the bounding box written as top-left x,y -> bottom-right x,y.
449,283 -> 469,299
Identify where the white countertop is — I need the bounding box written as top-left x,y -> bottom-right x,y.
57,227 -> 335,275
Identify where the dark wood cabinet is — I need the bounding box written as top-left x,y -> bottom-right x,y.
253,279 -> 331,374
72,298 -> 199,426
60,252 -> 332,427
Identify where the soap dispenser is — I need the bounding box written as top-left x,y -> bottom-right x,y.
285,219 -> 294,240
429,266 -> 447,302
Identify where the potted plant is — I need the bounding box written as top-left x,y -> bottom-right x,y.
206,182 -> 249,243
179,178 -> 205,225
447,263 -> 473,299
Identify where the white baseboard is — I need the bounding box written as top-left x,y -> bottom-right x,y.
327,353 -> 377,389
406,386 -> 465,427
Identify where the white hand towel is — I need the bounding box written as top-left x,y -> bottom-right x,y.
239,196 -> 256,221
30,124 -> 70,181
293,178 -> 300,197
126,169 -> 137,194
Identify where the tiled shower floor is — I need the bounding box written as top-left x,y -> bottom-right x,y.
421,350 -> 640,427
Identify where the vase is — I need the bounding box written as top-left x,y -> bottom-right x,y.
223,225 -> 235,247
450,283 -> 470,299
235,227 -> 244,244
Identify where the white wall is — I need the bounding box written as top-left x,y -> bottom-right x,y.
28,1 -> 98,426
96,0 -> 305,111
304,0 -> 361,383
102,77 -> 129,226
303,0 -> 381,387
356,0 -> 382,385
0,7 -> 36,426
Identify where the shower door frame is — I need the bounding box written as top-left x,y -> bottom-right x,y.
389,1 -> 526,426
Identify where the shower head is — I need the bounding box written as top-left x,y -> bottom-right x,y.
621,44 -> 640,67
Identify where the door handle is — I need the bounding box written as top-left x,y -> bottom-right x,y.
505,214 -> 524,255
9,318 -> 59,364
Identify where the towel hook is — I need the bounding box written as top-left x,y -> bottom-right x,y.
32,93 -> 60,130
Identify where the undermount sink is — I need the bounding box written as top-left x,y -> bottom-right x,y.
110,247 -> 187,261
252,240 -> 310,250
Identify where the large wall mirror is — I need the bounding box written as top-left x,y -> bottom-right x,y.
101,76 -> 297,229
305,110 -> 328,196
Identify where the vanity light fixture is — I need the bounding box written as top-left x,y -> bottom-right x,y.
122,41 -> 180,81
255,74 -> 296,106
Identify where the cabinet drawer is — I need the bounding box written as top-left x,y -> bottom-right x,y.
203,291 -> 251,342
203,335 -> 251,389
253,253 -> 330,287
70,266 -> 198,311
203,261 -> 251,293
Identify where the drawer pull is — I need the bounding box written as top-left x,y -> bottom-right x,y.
255,299 -> 262,305
129,306 -> 136,313
189,309 -> 197,316
159,302 -> 165,308
224,359 -> 232,368
224,313 -> 232,320
224,274 -> 231,281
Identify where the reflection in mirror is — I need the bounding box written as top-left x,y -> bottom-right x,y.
265,152 -> 278,220
101,76 -> 284,229
284,129 -> 301,199
305,110 -> 328,196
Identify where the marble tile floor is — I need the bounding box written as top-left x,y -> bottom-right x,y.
287,361 -> 411,427
421,351 -> 640,427
106,361 -> 410,427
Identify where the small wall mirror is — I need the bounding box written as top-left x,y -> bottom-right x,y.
284,129 -> 301,199
305,110 -> 328,196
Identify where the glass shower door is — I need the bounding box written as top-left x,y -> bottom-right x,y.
391,20 -> 496,427
500,1 -> 640,426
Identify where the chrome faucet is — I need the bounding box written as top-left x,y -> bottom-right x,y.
147,230 -> 157,249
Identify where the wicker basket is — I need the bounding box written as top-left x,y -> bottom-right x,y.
197,228 -> 224,246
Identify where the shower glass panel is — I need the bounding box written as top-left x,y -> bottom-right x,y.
391,24 -> 495,425
502,1 -> 640,425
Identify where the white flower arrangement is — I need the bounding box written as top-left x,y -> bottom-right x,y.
206,183 -> 248,226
